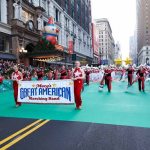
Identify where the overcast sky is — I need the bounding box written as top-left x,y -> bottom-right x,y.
91,0 -> 136,58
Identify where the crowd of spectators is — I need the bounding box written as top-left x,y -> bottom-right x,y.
0,60 -> 74,84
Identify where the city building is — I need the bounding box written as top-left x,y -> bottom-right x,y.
129,34 -> 137,65
0,0 -> 93,65
30,0 -> 93,65
95,18 -> 115,65
0,0 -> 15,60
0,0 -> 45,65
114,42 -> 121,59
138,46 -> 150,65
91,23 -> 99,64
51,0 -> 93,65
136,0 -> 150,65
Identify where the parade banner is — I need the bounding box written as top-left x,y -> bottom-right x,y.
18,80 -> 75,104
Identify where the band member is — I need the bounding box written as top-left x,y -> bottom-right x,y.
60,65 -> 67,79
85,68 -> 91,85
21,68 -> 26,80
48,70 -> 53,80
22,68 -> 30,81
67,68 -> 72,79
136,65 -> 146,92
53,68 -> 59,80
127,65 -> 134,86
72,61 -> 85,109
43,72 -> 48,80
31,70 -> 38,81
120,67 -> 126,81
99,68 -> 105,85
0,73 -> 3,84
37,69 -> 44,80
104,66 -> 113,92
11,65 -> 23,107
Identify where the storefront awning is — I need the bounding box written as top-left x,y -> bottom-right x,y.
0,53 -> 17,60
33,55 -> 64,62
47,62 -> 73,66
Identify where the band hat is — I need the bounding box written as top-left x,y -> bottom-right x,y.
133,64 -> 136,67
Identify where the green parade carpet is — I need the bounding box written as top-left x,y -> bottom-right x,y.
0,82 -> 150,128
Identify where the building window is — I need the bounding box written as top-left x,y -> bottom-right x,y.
47,1 -> 50,16
78,29 -> 81,39
71,9 -> 75,18
65,17 -> 69,28
77,3 -> 79,11
0,0 -> 7,23
79,42 -> 81,51
83,33 -> 85,42
28,0 -> 33,3
55,8 -> 60,22
65,0 -> 68,12
43,21 -> 47,26
146,39 -> 149,44
42,0 -> 46,10
73,24 -> 76,33
0,1 -> 1,21
66,34 -> 68,47
71,0 -> 74,5
0,36 -> 5,52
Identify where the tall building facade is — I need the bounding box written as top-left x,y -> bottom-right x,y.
137,0 -> 150,65
129,34 -> 137,65
0,0 -> 93,65
95,18 -> 115,65
51,0 -> 93,64
114,42 -> 121,59
0,0 -> 14,59
92,23 -> 99,64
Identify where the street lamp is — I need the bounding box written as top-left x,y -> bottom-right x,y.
19,47 -> 27,53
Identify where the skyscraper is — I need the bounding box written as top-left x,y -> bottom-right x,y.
129,34 -> 137,65
115,42 -> 121,59
137,0 -> 150,65
54,0 -> 92,34
53,0 -> 93,64
92,23 -> 99,64
95,18 -> 115,65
